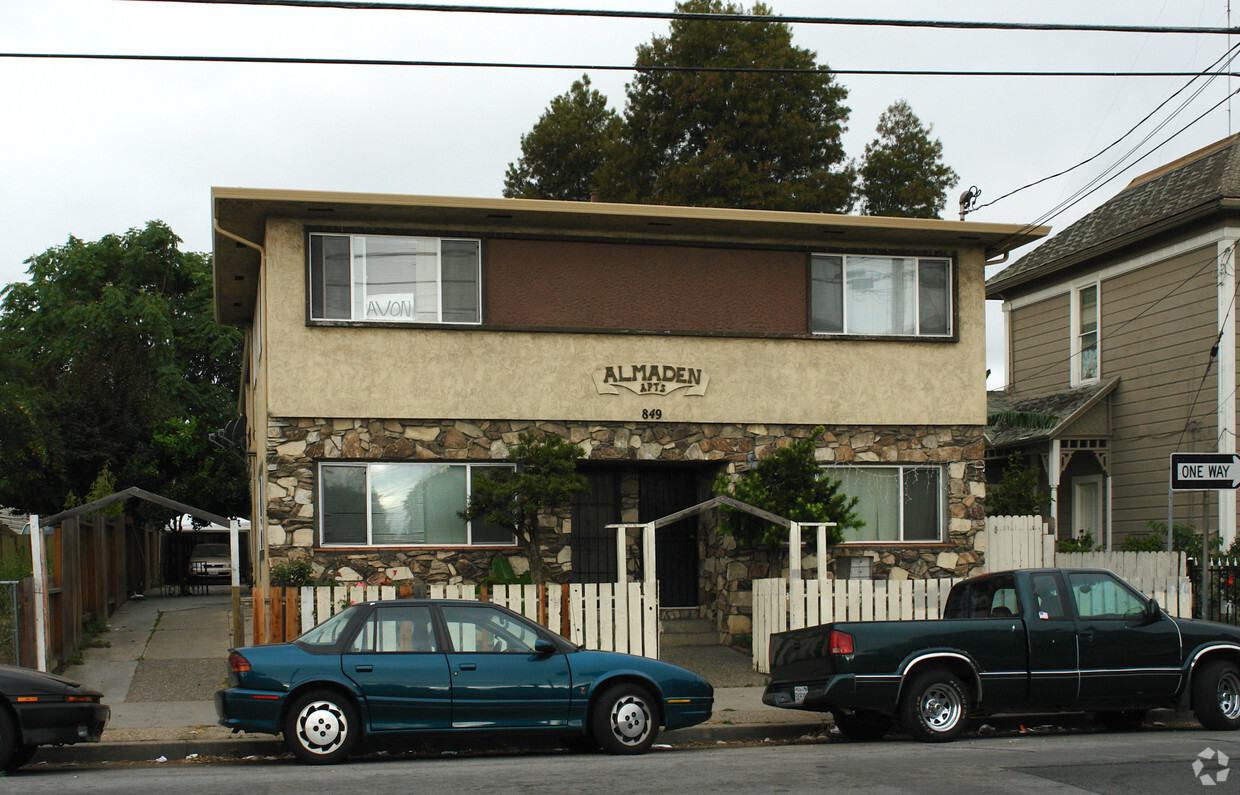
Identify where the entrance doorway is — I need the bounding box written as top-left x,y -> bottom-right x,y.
640,468 -> 701,607
570,469 -> 621,583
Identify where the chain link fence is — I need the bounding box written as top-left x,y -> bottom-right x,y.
0,581 -> 19,665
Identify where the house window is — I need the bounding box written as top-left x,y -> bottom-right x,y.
319,462 -> 514,546
810,254 -> 952,336
1071,283 -> 1100,384
309,233 -> 481,324
828,465 -> 943,543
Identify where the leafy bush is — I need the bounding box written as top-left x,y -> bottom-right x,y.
1134,520 -> 1221,555
1058,531 -> 1102,553
712,427 -> 860,547
986,455 -> 1046,517
269,558 -> 315,587
478,557 -> 532,589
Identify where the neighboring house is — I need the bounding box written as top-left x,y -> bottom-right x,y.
987,134 -> 1240,549
211,188 -> 1042,636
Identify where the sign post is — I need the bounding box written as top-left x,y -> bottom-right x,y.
1169,453 -> 1240,621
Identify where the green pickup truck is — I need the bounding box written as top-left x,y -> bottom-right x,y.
763,568 -> 1240,742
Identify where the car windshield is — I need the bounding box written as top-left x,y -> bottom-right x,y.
297,606 -> 360,646
191,544 -> 230,558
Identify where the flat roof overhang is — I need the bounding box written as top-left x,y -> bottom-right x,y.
212,187 -> 1048,326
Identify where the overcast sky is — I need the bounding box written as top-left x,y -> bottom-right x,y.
3,0 -> 1236,387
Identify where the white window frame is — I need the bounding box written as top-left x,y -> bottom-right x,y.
826,464 -> 945,544
810,253 -> 953,337
1070,281 -> 1101,386
309,232 -> 482,325
318,461 -> 516,547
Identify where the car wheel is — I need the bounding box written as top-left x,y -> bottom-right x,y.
900,670 -> 970,743
832,708 -> 893,742
592,684 -> 659,755
1096,709 -> 1147,732
1194,660 -> 1240,730
284,690 -> 360,764
0,710 -> 16,771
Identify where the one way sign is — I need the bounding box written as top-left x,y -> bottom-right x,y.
1171,453 -> 1240,490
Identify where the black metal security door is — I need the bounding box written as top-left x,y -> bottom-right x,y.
640,468 -> 700,607
570,469 -> 621,583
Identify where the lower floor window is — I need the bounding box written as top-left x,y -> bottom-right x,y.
829,465 -> 943,543
319,462 -> 515,546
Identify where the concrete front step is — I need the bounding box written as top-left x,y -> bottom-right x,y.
661,617 -> 718,647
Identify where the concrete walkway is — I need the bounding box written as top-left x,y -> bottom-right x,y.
36,594 -> 827,764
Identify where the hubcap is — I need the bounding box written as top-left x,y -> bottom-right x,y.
919,684 -> 962,732
297,701 -> 347,754
1218,672 -> 1240,720
611,695 -> 651,744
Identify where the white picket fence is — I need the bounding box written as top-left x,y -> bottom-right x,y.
751,575 -> 1193,674
982,515 -> 1056,570
296,582 -> 659,659
983,515 -> 1186,579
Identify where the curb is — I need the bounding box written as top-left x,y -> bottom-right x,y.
33,723 -> 830,765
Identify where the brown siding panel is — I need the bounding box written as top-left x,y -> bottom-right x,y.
485,238 -> 807,334
1009,294 -> 1069,394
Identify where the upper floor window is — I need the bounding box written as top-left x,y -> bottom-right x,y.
810,254 -> 952,336
1071,283 -> 1100,385
309,233 -> 481,324
827,465 -> 943,543
319,462 -> 514,547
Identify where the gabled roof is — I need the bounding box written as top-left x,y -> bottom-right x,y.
986,377 -> 1119,448
986,135 -> 1240,297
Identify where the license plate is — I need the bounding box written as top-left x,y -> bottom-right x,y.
793,685 -> 808,704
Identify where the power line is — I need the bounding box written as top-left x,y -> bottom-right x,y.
975,42 -> 1240,212
2,52 -> 1235,78
137,0 -> 1240,35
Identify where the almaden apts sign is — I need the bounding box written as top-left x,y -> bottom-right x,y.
593,364 -> 709,396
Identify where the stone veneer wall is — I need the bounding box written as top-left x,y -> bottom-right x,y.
266,418 -> 986,640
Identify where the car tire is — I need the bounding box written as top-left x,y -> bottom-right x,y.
900,670 -> 970,743
0,710 -> 16,771
592,683 -> 659,755
1193,659 -> 1240,730
284,690 -> 360,765
832,708 -> 893,742
1096,709 -> 1147,732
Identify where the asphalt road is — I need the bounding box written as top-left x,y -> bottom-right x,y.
10,725 -> 1240,794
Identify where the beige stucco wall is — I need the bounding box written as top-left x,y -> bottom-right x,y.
261,218 -> 989,427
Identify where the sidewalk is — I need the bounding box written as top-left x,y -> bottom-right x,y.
37,594 -> 828,765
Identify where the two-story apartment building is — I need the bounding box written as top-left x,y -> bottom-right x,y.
212,188 -> 1042,634
987,134 -> 1240,549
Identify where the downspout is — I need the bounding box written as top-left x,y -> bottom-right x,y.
212,220 -> 268,592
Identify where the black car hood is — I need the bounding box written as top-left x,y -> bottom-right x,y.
0,664 -> 103,697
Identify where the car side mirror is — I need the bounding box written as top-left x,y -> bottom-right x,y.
1147,597 -> 1162,620
534,637 -> 557,655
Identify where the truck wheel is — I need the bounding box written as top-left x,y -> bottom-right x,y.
592,683 -> 659,754
832,709 -> 892,741
901,670 -> 970,743
0,710 -> 16,771
1193,660 -> 1240,730
284,690 -> 360,764
1096,709 -> 1147,731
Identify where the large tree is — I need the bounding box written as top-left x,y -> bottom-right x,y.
506,0 -> 855,212
0,221 -> 246,519
503,75 -> 621,201
858,100 -> 959,218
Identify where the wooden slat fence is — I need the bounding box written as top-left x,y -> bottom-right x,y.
252,581 -> 659,659
1058,551 -> 1186,579
752,574 -> 1192,674
982,515 -> 1056,571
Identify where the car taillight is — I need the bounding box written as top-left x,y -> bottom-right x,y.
229,651 -> 251,673
829,629 -> 854,655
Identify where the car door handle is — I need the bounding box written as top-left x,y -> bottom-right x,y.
1078,630 -> 1094,640
459,663 -> 477,671
355,665 -> 373,673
